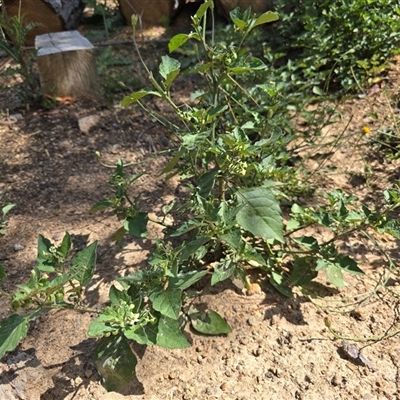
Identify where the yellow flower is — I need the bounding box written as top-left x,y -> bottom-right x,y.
362,126 -> 371,135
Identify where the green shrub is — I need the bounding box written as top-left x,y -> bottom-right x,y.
0,10 -> 40,102
270,0 -> 400,91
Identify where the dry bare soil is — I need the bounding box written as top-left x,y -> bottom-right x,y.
1,17 -> 400,400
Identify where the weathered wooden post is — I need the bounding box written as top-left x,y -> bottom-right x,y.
35,30 -> 100,101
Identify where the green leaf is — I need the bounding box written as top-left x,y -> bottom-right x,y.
70,241 -> 97,286
289,257 -> 318,287
219,230 -> 242,249
243,244 -> 267,267
198,170 -> 218,199
159,55 -> 181,87
379,219 -> 400,239
189,307 -> 232,335
217,202 -> 242,224
253,11 -> 279,27
286,219 -> 300,231
117,269 -> 146,287
182,131 -> 210,150
236,187 -> 284,243
312,86 -> 324,95
0,264 -> 6,281
315,258 -> 328,271
336,255 -> 364,275
128,171 -> 146,184
149,287 -> 182,320
194,0 -> 212,20
94,334 -> 137,392
123,213 -> 149,238
88,319 -> 113,337
109,285 -> 130,306
124,323 -> 158,346
292,236 -> 319,251
206,105 -> 228,122
228,58 -> 266,74
58,232 -> 71,259
47,273 -> 73,289
89,200 -> 113,213
121,89 -> 161,107
169,270 -> 208,290
0,314 -> 30,359
168,33 -> 189,52
156,315 -> 190,349
270,271 -> 292,297
111,226 -> 126,246
230,9 -> 248,29
179,238 -> 209,262
2,203 -> 15,216
37,234 -> 54,269
326,264 -> 347,288
211,259 -> 235,285
162,148 -> 185,175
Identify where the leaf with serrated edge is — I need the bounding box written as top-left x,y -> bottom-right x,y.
58,232 -> 71,259
159,55 -> 180,80
236,187 -> 283,242
70,241 -> 97,286
37,234 -> 53,266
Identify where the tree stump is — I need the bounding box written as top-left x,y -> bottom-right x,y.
2,0 -> 83,46
118,0 -> 178,28
35,30 -> 99,101
216,0 -> 275,19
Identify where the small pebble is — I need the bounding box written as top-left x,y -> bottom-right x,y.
252,347 -> 263,357
331,374 -> 339,386
268,367 -> 282,377
84,369 -> 93,379
58,140 -> 71,150
52,232 -> 62,241
247,316 -> 257,326
75,376 -> 83,385
160,135 -> 169,146
9,113 -> 23,122
169,371 -> 178,380
14,243 -> 24,251
246,283 -> 262,295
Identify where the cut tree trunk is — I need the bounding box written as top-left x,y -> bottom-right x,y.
216,0 -> 275,19
2,0 -> 83,46
36,30 -> 99,101
118,0 -> 178,28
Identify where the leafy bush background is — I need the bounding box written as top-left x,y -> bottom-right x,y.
269,0 -> 400,91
